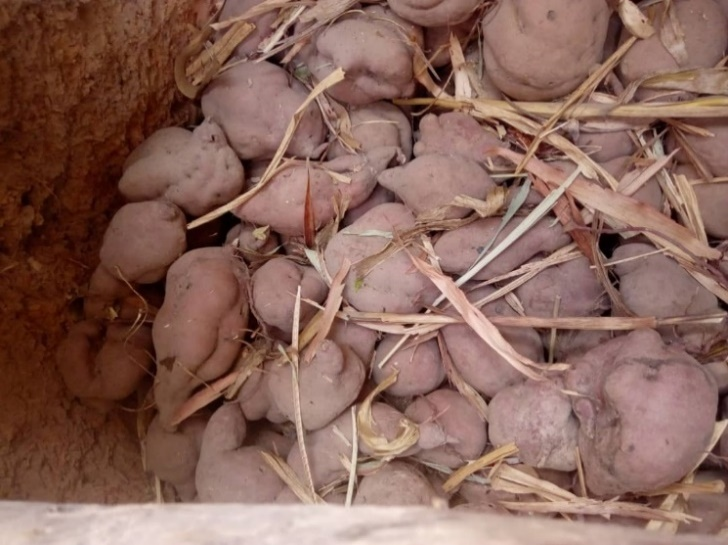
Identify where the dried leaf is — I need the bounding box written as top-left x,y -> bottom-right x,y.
303,165 -> 316,248
442,443 -> 519,493
617,0 -> 656,39
356,371 -> 420,458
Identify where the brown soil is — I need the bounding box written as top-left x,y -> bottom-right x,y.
0,0 -> 206,502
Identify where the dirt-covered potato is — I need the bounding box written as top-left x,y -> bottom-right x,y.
296,5 -> 423,105
412,112 -> 505,165
82,265 -> 134,321
217,0 -> 278,59
287,402 -> 411,488
405,389 -> 487,467
378,154 -> 496,219
234,148 -> 398,236
673,163 -> 728,239
196,403 -> 284,502
267,340 -> 366,431
566,329 -> 719,496
619,0 -> 728,91
443,285 -> 544,398
251,258 -> 328,342
516,256 -> 609,318
153,247 -> 250,429
57,320 -> 154,405
434,216 -> 571,281
613,242 -> 722,350
481,0 -> 610,100
328,102 -> 413,160
118,120 -> 244,217
388,0 -> 481,27
489,379 -> 579,471
353,461 -> 440,506
144,413 -> 208,501
99,200 -> 187,284
372,334 -> 445,397
324,203 -> 440,313
201,60 -> 326,160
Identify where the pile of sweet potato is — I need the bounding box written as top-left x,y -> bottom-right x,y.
56,0 -> 728,528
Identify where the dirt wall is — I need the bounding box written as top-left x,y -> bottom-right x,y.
0,0 -> 205,501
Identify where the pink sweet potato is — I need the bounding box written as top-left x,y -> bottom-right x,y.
377,154 -> 496,219
99,200 -> 187,284
251,257 -> 328,342
267,340 -> 366,430
119,119 -> 244,217
153,247 -> 250,429
324,203 -> 439,313
196,403 -> 284,502
201,60 -> 326,160
372,334 -> 445,397
405,388 -> 487,467
566,329 -> 719,496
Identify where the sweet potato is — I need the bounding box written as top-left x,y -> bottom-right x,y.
612,241 -> 722,350
118,120 -> 244,217
251,257 -> 328,342
99,200 -> 187,284
619,0 -> 728,91
323,203 -> 440,313
481,0 -> 610,100
144,413 -> 208,501
721,398 -> 728,458
515,256 -> 609,318
388,0 -> 481,27
196,403 -> 284,502
565,329 -> 719,496
353,461 -> 440,506
669,120 -> 728,178
412,111 -> 505,165
377,154 -> 496,219
405,388 -> 487,467
83,265 -> 134,321
328,102 -> 413,160
442,285 -> 544,398
234,148 -> 398,236
327,319 -> 379,365
342,184 -> 396,227
217,0 -> 277,59
296,5 -> 422,105
236,361 -> 289,423
287,402 -> 412,488
153,247 -> 250,429
681,471 -> 728,535
201,60 -> 326,160
489,379 -> 579,471
424,15 -> 479,67
372,334 -> 445,397
56,320 -> 154,406
267,340 -> 366,430
553,329 -> 613,362
576,126 -> 636,163
434,216 -> 571,281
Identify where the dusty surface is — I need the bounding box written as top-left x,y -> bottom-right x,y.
0,0 -> 205,501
